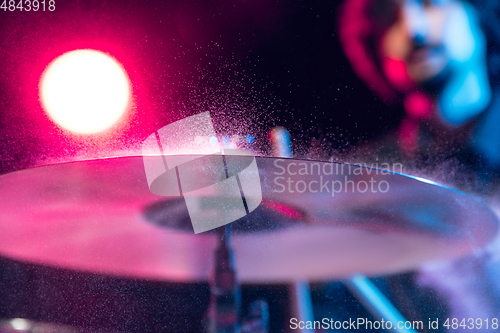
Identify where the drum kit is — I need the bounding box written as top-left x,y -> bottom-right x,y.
0,151 -> 497,332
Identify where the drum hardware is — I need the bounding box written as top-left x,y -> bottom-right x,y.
270,127 -> 315,333
344,275 -> 418,333
240,300 -> 269,333
206,224 -> 241,333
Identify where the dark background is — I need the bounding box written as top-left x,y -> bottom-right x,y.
0,0 -> 403,174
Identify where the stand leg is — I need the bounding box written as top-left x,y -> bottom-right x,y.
208,224 -> 241,333
344,274 -> 418,333
289,280 -> 315,333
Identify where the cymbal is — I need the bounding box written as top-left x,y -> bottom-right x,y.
0,156 -> 496,283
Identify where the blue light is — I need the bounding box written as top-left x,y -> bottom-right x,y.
246,134 -> 255,143
209,136 -> 218,145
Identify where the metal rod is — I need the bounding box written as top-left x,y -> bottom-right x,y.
344,275 -> 418,333
207,154 -> 240,333
290,280 -> 315,333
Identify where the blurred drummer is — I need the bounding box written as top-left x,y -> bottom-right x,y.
336,0 -> 500,326
339,0 -> 500,180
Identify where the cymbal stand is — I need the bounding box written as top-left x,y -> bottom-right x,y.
207,224 -> 241,333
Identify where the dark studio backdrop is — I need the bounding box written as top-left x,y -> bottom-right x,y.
0,0 -> 402,174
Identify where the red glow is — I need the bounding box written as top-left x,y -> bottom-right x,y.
404,92 -> 433,119
398,117 -> 419,157
262,199 -> 304,220
338,0 -> 396,101
382,57 -> 413,91
1,7 -> 164,161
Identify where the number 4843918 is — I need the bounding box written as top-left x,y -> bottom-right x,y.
1,0 -> 55,11
443,318 -> 499,330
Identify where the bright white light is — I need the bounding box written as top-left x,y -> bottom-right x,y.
41,50 -> 130,134
10,318 -> 31,331
412,176 -> 440,186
